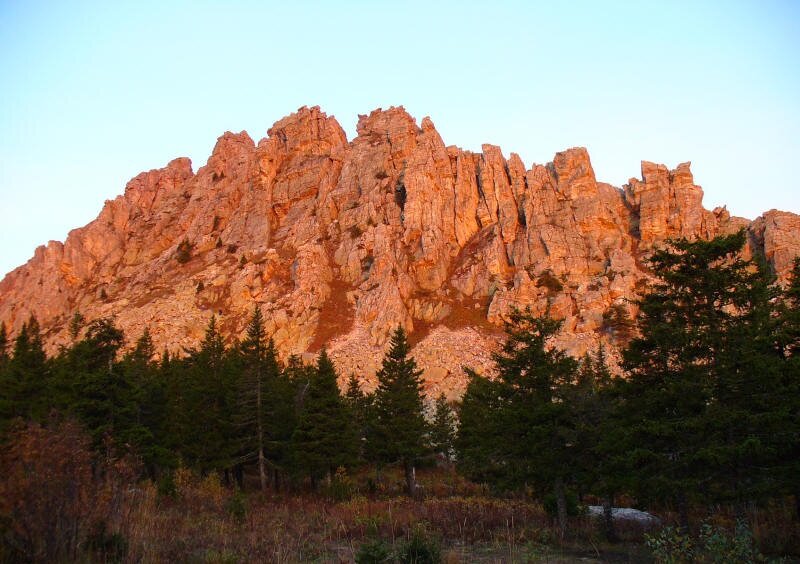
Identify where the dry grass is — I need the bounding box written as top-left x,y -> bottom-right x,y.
5,441 -> 797,563
115,466 -> 800,563
115,466 -> 669,563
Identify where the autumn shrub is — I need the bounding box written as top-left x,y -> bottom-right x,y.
170,467 -> 226,512
326,467 -> 355,502
0,420 -> 135,563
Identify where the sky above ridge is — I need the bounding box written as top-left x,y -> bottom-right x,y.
1,0 -> 799,277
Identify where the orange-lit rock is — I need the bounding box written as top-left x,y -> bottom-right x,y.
1,106 -> 797,396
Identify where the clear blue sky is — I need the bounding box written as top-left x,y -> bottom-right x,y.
1,1 -> 798,277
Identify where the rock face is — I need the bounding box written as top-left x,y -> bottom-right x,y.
1,106 -> 798,399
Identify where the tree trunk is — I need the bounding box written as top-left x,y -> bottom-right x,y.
603,494 -> 617,543
256,369 -> 267,492
404,459 -> 416,497
554,476 -> 568,537
234,464 -> 244,489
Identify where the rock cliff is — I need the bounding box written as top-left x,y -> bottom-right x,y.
1,106 -> 797,398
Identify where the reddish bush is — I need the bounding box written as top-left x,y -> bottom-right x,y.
0,420 -> 135,563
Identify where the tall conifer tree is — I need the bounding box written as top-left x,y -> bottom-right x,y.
237,306 -> 274,491
429,393 -> 456,463
291,349 -> 355,486
6,318 -> 49,423
620,231 -> 785,525
370,327 -> 428,495
492,309 -> 578,535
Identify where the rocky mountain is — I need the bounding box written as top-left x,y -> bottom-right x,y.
1,106 -> 798,398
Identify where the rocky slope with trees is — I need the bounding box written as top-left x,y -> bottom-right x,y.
1,105 -> 798,397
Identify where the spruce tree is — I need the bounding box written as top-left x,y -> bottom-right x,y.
572,345 -> 621,541
174,316 -> 238,474
620,231 -> 785,525
263,368 -> 297,490
370,327 -> 428,495
702,255 -> 784,509
122,328 -> 170,473
429,393 -> 456,463
68,318 -> 149,454
0,321 -> 8,366
345,374 -> 369,461
778,257 -> 800,357
456,369 -> 505,486
493,308 -> 578,535
5,317 -> 50,423
345,373 -> 365,408
777,258 -> 800,518
291,349 -> 355,487
0,321 -> 12,433
68,312 -> 85,342
237,306 -> 274,491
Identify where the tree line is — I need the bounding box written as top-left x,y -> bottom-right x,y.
0,303 -> 448,497
0,229 -> 798,537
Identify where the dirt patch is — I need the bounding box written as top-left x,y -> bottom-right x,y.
445,298 -> 502,334
307,278 -> 355,352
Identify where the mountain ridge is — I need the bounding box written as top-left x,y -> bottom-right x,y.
2,105 -> 799,398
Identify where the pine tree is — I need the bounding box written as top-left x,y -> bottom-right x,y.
344,374 -> 369,461
345,373 -> 365,408
170,316 -> 237,475
778,257 -> 800,357
237,306 -> 274,491
263,366 -> 297,491
0,321 -> 12,433
777,258 -> 800,519
620,231 -> 785,525
492,308 -> 579,535
68,312 -> 85,342
129,327 -> 155,364
456,369 -> 505,486
370,327 -> 428,495
291,349 -> 356,487
4,317 -> 50,424
572,345 -> 621,541
67,318 -> 149,454
702,254 -> 784,509
0,321 -> 8,366
121,328 -> 166,472
429,393 -> 456,463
